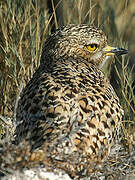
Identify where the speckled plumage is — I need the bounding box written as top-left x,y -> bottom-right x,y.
15,24 -> 127,163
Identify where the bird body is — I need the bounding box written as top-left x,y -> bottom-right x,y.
15,24 -> 127,162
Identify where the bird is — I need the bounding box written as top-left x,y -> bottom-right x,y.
15,24 -> 128,165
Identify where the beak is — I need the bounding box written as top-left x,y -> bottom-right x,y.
104,45 -> 128,56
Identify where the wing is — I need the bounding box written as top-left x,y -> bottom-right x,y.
15,65 -> 79,149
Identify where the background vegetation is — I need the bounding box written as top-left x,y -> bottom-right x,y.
0,0 -> 134,147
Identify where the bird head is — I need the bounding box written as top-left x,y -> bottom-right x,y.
41,24 -> 128,67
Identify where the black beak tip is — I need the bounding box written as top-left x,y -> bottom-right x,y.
115,48 -> 128,56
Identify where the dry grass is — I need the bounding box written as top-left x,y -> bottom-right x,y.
0,0 -> 134,148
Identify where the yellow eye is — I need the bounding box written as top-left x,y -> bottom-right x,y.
86,44 -> 98,52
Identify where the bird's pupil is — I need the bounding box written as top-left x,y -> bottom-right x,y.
91,44 -> 94,48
